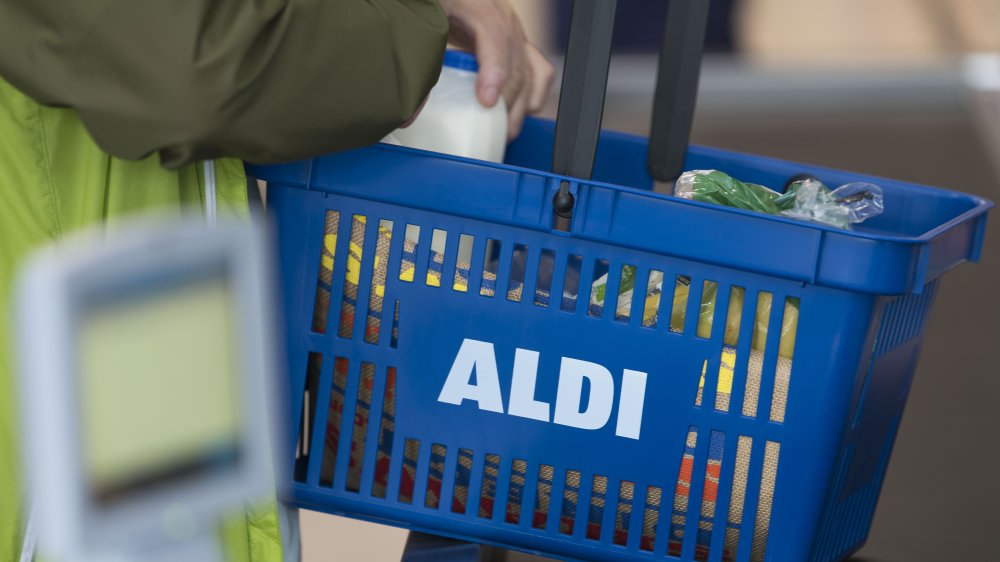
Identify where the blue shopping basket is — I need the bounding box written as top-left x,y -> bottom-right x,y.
250,117 -> 990,562
247,4 -> 993,561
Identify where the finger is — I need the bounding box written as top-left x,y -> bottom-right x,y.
525,44 -> 555,113
473,26 -> 510,107
500,42 -> 527,112
506,85 -> 529,140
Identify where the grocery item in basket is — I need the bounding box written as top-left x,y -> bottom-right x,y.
782,178 -> 885,229
675,170 -> 884,229
674,170 -> 789,215
384,50 -> 508,163
589,272 -> 798,359
589,271 -> 797,423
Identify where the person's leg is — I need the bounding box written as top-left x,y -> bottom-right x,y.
402,532 -> 508,562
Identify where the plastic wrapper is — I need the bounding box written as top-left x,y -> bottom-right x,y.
591,271 -> 798,359
781,179 -> 884,230
676,170 -> 884,230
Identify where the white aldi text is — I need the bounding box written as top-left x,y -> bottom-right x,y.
437,338 -> 648,440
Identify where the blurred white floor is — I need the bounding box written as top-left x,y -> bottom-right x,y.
301,511 -> 409,561
301,510 -> 548,561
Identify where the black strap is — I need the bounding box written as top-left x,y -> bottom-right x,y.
646,0 -> 711,183
551,0 -> 618,223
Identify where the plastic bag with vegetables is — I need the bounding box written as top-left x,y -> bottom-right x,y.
675,170 -> 884,230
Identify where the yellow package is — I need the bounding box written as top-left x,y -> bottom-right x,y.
664,280 -> 799,360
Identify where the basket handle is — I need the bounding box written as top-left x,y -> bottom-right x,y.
550,0 -> 618,228
646,0 -> 712,183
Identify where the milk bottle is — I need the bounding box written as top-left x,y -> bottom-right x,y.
385,50 -> 508,163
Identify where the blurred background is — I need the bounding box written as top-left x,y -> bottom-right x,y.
302,1 -> 1000,560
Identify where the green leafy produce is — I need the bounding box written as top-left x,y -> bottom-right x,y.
593,265 -> 636,304
678,170 -> 799,214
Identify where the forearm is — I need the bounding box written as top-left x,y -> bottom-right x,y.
0,0 -> 448,167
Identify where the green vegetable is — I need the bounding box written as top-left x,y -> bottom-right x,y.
680,171 -> 833,215
685,170 -> 787,214
594,265 -> 636,304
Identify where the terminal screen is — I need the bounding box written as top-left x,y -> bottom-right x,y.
78,270 -> 242,506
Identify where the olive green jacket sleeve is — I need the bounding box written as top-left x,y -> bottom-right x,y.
0,0 -> 447,169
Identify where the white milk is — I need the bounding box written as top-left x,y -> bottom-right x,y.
385,50 -> 508,164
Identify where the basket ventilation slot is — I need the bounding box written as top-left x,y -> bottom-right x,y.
614,480 -> 636,546
425,443 -> 447,509
399,225 -> 421,282
426,229 -> 448,287
508,244 -> 529,302
560,470 -> 582,535
478,454 -> 502,519
294,352 -> 323,482
319,358 -> 350,488
363,220 -> 394,344
398,439 -> 420,504
587,475 -> 609,540
642,270 -> 664,328
670,275 -> 691,333
669,427 -> 699,556
561,254 -> 583,312
372,367 -> 397,498
480,239 -> 502,297
639,485 -> 662,551
506,459 -> 528,524
724,436 -> 754,560
451,448 -> 475,514
614,265 -> 637,322
533,464 -> 555,529
337,215 -> 367,338
535,249 -> 557,307
694,431 -> 726,561
311,211 -> 340,333
345,363 -> 376,492
454,234 -> 475,293
588,259 -> 610,318
750,442 -> 781,561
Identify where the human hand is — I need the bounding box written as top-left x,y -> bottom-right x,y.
438,0 -> 556,139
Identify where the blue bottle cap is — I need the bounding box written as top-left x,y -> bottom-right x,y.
443,49 -> 479,73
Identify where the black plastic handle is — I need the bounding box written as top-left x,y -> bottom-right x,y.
647,0 -> 711,183
551,0 -> 618,224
